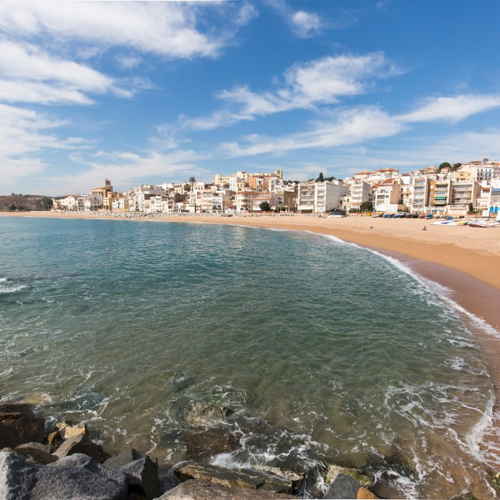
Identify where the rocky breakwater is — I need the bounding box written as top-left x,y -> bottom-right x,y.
0,401 -> 381,499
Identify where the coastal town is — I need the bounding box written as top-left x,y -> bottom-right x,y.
52,160 -> 500,218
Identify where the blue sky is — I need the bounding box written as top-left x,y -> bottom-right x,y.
1,0 -> 500,196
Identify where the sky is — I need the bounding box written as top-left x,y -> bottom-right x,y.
1,0 -> 500,196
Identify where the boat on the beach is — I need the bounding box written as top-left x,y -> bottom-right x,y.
469,219 -> 495,228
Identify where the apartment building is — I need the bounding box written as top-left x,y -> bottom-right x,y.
373,180 -> 401,213
448,180 -> 480,217
411,176 -> 429,213
429,179 -> 451,214
297,180 -> 348,213
346,181 -> 371,211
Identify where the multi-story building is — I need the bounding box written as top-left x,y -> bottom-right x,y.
235,190 -> 261,213
347,181 -> 371,211
448,179 -> 480,217
429,178 -> 451,214
77,193 -> 103,211
55,195 -> 78,211
373,180 -> 401,213
297,180 -> 348,213
411,176 -> 430,213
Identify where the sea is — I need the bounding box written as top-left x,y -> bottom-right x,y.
0,216 -> 499,499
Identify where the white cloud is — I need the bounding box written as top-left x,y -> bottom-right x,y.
265,0 -> 322,38
181,52 -> 400,130
0,40 -> 112,90
292,11 -> 321,38
0,40 -> 150,105
0,80 -> 94,105
400,94 -> 500,123
116,55 -> 142,70
0,104 -> 94,188
0,1 -> 254,59
220,106 -> 404,157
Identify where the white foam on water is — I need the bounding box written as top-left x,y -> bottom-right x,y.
0,282 -> 27,294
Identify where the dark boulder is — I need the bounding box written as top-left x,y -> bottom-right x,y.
0,405 -> 45,449
119,456 -> 160,500
0,451 -> 128,500
323,473 -> 362,499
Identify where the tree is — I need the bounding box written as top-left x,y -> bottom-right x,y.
189,176 -> 196,192
183,183 -> 190,192
360,201 -> 374,212
468,202 -> 475,214
439,162 -> 451,170
259,201 -> 271,212
316,172 -> 325,183
451,162 -> 462,171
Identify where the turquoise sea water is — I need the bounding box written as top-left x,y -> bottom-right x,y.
0,216 -> 497,498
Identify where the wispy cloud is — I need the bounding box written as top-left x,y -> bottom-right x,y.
0,103 -> 94,188
399,94 -> 500,123
0,0 -> 255,59
181,52 -> 400,129
0,40 -> 151,105
220,106 -> 403,157
217,92 -> 500,159
265,0 -> 323,38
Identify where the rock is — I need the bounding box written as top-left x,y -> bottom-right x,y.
0,451 -> 128,500
357,487 -> 378,499
171,372 -> 196,391
183,428 -> 240,460
0,413 -> 45,449
103,448 -> 143,469
158,479 -> 294,499
178,464 -> 292,493
159,461 -> 191,494
0,403 -> 35,417
52,434 -> 111,463
185,403 -> 234,427
324,465 -> 372,488
300,466 -> 326,498
47,430 -> 63,447
119,456 -> 160,499
323,473 -> 362,499
56,420 -> 88,440
14,442 -> 58,465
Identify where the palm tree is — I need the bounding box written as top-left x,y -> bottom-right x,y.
189,177 -> 196,212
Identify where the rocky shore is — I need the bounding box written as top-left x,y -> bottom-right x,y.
0,401 -> 387,499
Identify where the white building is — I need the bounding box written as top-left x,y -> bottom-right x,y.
373,180 -> 401,213
297,180 -> 349,213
